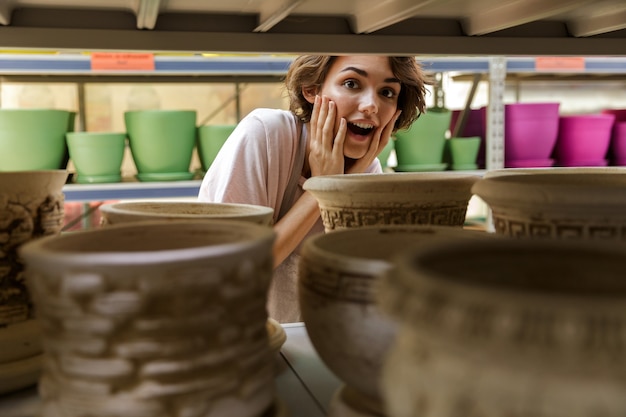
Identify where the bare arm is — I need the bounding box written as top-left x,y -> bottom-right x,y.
271,191 -> 320,268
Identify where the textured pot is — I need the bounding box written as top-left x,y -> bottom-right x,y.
303,172 -> 480,232
378,237 -> 626,417
299,225 -> 492,416
124,110 -> 197,180
473,171 -> 626,240
20,220 -> 277,417
0,170 -> 68,326
0,109 -> 72,171
197,124 -> 236,172
99,201 -> 274,227
66,132 -> 126,183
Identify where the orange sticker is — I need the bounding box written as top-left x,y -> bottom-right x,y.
535,57 -> 585,71
90,52 -> 155,71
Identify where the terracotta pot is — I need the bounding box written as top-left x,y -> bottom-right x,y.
20,220 -> 277,417
99,201 -> 274,227
299,225 -> 492,416
378,237 -> 626,417
473,171 -> 626,240
303,172 -> 480,232
0,170 -> 68,326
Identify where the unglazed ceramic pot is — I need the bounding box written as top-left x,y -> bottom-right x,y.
378,237 -> 626,417
303,172 -> 480,232
473,171 -> 626,240
299,225 -> 492,416
20,220 -> 276,417
0,170 -> 68,326
99,201 -> 274,227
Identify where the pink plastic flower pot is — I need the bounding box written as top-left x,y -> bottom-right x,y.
611,122 -> 626,165
554,114 -> 615,166
504,102 -> 560,163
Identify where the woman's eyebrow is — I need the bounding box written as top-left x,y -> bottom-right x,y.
340,66 -> 401,84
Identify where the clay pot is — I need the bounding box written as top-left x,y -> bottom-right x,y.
303,172 -> 480,232
473,171 -> 626,240
20,220 -> 277,417
99,201 -> 274,227
0,170 -> 68,326
378,237 -> 626,417
299,225 -> 492,416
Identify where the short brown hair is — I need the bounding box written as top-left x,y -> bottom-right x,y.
284,56 -> 430,130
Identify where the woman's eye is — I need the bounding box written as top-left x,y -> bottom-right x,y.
343,79 -> 358,89
381,88 -> 397,99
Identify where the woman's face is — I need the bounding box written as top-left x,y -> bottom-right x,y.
316,55 -> 401,159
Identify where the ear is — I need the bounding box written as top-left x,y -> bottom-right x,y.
302,86 -> 318,104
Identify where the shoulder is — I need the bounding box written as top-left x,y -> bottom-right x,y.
244,108 -> 298,130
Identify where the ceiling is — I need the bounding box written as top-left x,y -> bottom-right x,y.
0,0 -> 625,55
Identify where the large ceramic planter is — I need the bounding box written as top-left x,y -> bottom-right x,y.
472,171 -> 626,240
0,109 -> 72,171
0,170 -> 67,394
378,237 -> 626,417
394,109 -> 451,172
124,110 -> 197,181
303,172 -> 480,232
66,132 -> 126,183
299,225 -> 492,416
20,220 -> 277,417
197,124 -> 236,172
99,201 -> 274,227
0,170 -> 68,326
504,102 -> 560,167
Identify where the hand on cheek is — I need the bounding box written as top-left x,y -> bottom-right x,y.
308,95 -> 347,177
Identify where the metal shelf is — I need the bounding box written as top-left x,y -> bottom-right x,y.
62,180 -> 201,202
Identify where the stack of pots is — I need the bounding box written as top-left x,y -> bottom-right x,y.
299,172 -> 481,416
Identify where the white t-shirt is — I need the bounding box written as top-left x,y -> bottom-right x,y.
198,108 -> 382,322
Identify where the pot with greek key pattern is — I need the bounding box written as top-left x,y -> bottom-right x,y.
303,172 -> 479,233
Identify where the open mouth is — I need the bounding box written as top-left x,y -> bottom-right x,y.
347,122 -> 374,136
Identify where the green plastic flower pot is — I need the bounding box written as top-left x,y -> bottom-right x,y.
394,108 -> 452,171
66,132 -> 126,183
448,136 -> 481,170
197,124 -> 236,171
0,109 -> 72,171
124,110 -> 197,181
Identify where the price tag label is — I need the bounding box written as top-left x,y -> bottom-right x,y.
535,57 -> 585,71
90,52 -> 155,71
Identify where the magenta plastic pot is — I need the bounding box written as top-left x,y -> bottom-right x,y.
504,102 -> 560,163
554,114 -> 615,165
611,122 -> 626,165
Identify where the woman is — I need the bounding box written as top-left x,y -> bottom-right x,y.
199,55 -> 429,322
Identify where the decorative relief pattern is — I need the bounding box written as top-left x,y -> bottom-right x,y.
320,202 -> 468,231
493,214 -> 626,240
29,255 -> 275,417
299,259 -> 375,304
0,192 -> 64,326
